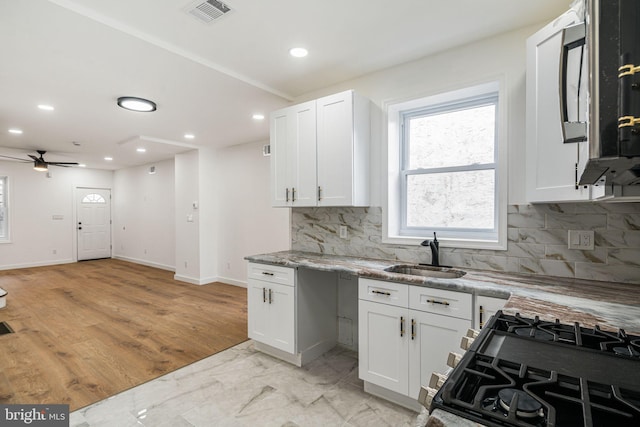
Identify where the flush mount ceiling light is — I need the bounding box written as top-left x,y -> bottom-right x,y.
184,133 -> 195,139
289,47 -> 308,58
252,113 -> 265,120
104,156 -> 113,161
117,96 -> 157,112
38,104 -> 55,111
8,128 -> 23,134
136,148 -> 147,153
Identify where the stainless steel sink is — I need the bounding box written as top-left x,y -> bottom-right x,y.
384,264 -> 466,279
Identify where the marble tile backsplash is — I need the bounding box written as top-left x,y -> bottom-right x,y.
291,203 -> 640,285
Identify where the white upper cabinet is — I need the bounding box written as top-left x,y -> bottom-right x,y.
525,9 -> 603,203
270,90 -> 370,207
270,100 -> 317,207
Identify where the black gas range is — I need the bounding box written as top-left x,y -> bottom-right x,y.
431,311 -> 640,427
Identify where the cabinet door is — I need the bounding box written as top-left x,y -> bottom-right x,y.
316,91 -> 355,206
358,300 -> 409,395
408,311 -> 471,400
525,10 -> 598,203
475,295 -> 507,330
293,101 -> 317,206
247,280 -> 295,354
247,279 -> 271,343
268,282 -> 296,353
270,101 -> 317,207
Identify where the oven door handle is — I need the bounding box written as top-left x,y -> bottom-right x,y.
559,22 -> 588,144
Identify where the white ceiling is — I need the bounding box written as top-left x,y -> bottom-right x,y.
0,0 -> 571,170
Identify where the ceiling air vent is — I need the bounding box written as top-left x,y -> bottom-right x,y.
187,0 -> 232,23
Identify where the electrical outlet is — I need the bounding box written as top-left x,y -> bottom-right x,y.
339,225 -> 348,239
568,230 -> 595,250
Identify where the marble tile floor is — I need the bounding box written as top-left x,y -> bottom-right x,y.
70,341 -> 420,427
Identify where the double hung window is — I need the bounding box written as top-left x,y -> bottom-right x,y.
386,82 -> 506,249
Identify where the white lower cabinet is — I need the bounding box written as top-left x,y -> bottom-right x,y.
358,278 -> 472,400
247,264 -> 295,353
247,263 -> 338,366
358,299 -> 409,395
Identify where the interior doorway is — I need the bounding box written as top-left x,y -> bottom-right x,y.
76,188 -> 112,261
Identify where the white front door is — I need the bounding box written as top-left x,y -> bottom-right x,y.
76,188 -> 111,261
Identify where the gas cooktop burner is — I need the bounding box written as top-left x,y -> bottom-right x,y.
498,389 -> 544,418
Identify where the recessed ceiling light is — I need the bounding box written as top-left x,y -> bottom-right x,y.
117,96 -> 157,112
104,157 -> 113,161
289,47 -> 308,58
184,134 -> 195,140
38,104 -> 55,111
8,128 -> 23,134
252,114 -> 265,120
136,148 -> 146,153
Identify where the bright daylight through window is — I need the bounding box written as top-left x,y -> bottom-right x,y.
386,82 -> 506,249
0,177 -> 7,241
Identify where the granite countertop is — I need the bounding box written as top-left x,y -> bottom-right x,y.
246,250 -> 640,334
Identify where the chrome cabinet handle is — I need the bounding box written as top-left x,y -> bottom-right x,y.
263,287 -> 266,303
427,299 -> 450,306
400,316 -> 405,337
285,188 -> 289,202
291,187 -> 296,202
317,186 -> 322,201
268,288 -> 272,304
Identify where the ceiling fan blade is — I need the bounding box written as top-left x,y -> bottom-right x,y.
49,162 -> 79,166
28,154 -> 39,161
0,154 -> 31,162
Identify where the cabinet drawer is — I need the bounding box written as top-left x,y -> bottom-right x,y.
358,278 -> 408,308
409,286 -> 472,320
248,263 -> 295,286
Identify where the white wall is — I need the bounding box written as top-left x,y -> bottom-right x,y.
216,140 -> 290,286
112,159 -> 175,270
293,24 -> 543,206
0,161 -> 113,269
174,150 -> 201,282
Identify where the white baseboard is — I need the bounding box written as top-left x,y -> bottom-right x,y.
0,258 -> 75,271
173,274 -> 220,285
112,255 -> 175,272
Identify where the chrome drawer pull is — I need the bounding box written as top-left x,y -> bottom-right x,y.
372,290 -> 391,296
427,299 -> 450,306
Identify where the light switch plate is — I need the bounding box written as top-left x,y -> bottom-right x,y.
568,230 -> 595,250
339,225 -> 348,239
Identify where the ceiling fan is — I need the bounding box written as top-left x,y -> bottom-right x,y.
0,150 -> 79,171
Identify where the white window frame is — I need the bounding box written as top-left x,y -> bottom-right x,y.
0,176 -> 9,243
383,81 -> 508,250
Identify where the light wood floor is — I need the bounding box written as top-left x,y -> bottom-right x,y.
0,259 -> 248,411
